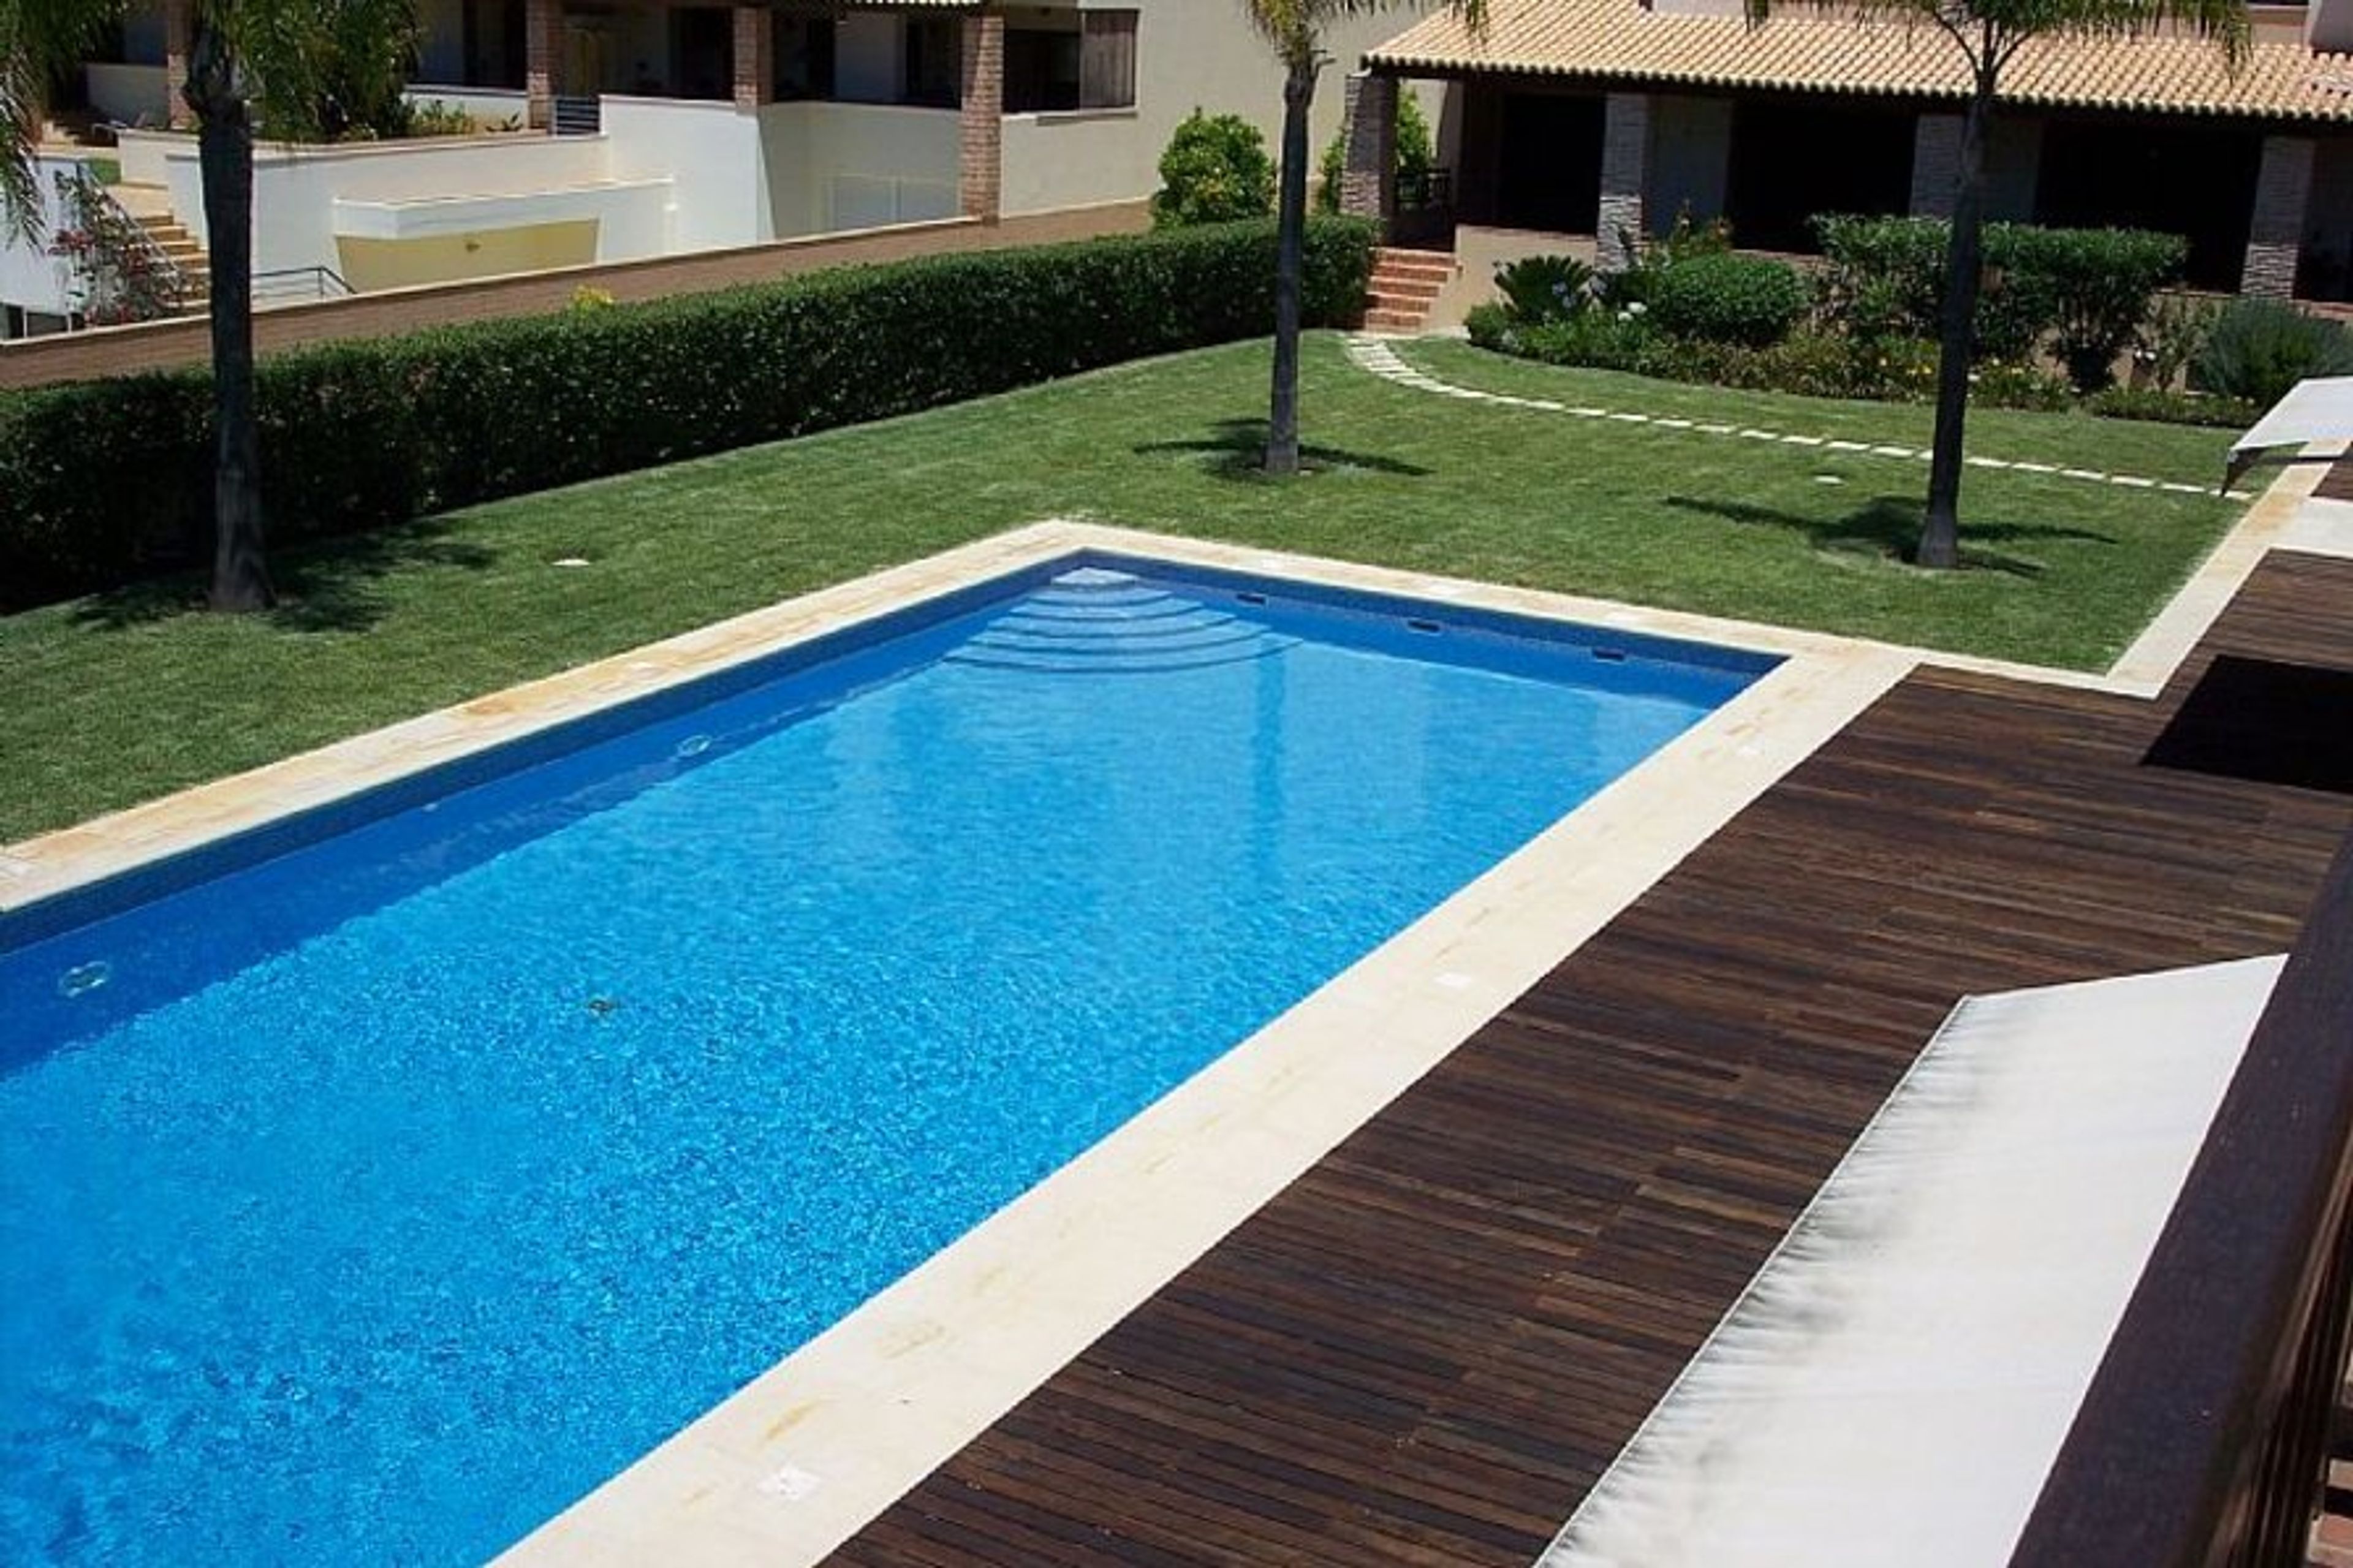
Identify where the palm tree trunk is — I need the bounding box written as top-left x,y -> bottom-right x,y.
187,13 -> 273,612
1918,80 -> 1993,572
1264,54 -> 1316,477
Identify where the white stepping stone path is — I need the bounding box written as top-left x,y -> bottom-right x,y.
1343,335 -> 2238,499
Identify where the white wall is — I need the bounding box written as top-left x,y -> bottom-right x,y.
603,96 -> 769,249
85,62 -> 169,126
113,129 -> 182,186
759,101 -> 958,235
0,157 -> 85,320
403,85 -> 534,128
159,133 -> 621,274
998,0 -> 1438,217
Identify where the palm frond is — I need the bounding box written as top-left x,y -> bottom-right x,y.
0,0 -> 124,233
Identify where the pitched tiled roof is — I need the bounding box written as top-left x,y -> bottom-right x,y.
1364,0 -> 2353,124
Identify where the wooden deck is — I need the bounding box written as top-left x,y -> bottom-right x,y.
830,550 -> 2353,1567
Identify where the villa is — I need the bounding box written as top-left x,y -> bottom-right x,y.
1336,0 -> 2353,327
2,0 -> 1429,338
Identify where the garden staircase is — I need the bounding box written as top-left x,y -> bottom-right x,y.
1362,246 -> 1456,334
132,210 -> 212,317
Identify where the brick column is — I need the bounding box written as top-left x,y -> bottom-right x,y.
733,6 -> 773,110
1909,113 -> 1962,218
525,0 -> 561,130
162,0 -> 194,130
958,10 -> 1004,222
2243,134 -> 2316,298
1338,72 -> 1397,223
1596,92 -> 1650,273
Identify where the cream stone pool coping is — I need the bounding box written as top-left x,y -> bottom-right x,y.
0,468 -> 2327,1562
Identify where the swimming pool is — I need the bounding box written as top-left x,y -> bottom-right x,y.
0,555 -> 1771,1564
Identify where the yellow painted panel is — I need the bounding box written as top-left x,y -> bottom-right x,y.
335,221 -> 600,293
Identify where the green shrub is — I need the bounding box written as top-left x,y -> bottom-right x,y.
1492,254 -> 1596,326
1598,209 -> 1734,312
2085,384 -> 2260,428
1314,91 -> 1434,214
1463,300 -> 1513,349
1813,215 -> 2186,377
2191,298 -> 2353,409
1645,252 -> 1811,347
1476,319 -> 2073,410
2018,227 -> 2187,390
0,218 -> 1377,609
1151,110 -> 1275,228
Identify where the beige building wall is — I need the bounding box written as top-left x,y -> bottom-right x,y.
999,0 -> 1442,217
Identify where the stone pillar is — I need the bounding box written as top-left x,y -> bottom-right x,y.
733,7 -> 773,110
958,10 -> 1004,221
162,0 -> 194,131
525,0 -> 561,130
1338,72 -> 1397,223
2243,134 -> 2316,298
1596,92 -> 1650,273
1909,113 -> 1962,218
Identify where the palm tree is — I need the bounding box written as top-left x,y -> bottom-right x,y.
2,0 -> 414,610
1249,0 -> 1480,476
1745,0 -> 2246,567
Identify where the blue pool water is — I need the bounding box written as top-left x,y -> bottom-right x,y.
0,561 -> 1767,1565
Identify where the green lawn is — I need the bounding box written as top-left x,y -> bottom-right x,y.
0,331 -> 2244,843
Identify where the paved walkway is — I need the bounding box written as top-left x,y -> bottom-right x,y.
1345,335 -> 2240,500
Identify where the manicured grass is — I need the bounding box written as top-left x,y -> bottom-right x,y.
0,331 -> 2243,843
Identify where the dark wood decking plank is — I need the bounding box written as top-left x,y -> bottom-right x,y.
829,553 -> 2353,1568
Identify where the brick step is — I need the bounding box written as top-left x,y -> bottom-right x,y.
1370,260 -> 1453,286
1362,306 -> 1428,331
1368,275 -> 1444,303
1376,246 -> 1454,266
1366,296 -> 1436,320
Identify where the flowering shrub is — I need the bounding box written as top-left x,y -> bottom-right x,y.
46,167 -> 189,327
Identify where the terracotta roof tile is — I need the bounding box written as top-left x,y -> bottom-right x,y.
1365,0 -> 2353,123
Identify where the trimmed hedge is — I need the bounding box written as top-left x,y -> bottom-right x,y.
1642,252 -> 1811,347
1467,307 -> 2073,410
1,217 -> 1376,608
1813,215 -> 2187,385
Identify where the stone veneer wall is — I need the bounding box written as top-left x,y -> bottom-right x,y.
1339,72 -> 1398,222
1596,92 -> 1649,270
2245,134 -> 2316,298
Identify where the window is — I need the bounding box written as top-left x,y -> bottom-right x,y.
773,15 -> 836,100
1079,10 -> 1135,110
903,16 -> 961,107
1005,18 -> 1080,112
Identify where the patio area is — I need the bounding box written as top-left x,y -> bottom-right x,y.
827,542 -> 2353,1564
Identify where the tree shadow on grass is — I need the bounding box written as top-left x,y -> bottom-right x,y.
1133,418 -> 1431,481
1662,494 -> 2119,578
69,518 -> 499,635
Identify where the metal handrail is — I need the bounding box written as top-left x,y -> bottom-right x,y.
81,174 -> 199,319
252,265 -> 355,304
